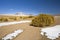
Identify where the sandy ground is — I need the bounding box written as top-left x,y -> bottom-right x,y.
0,23 -> 41,40
0,16 -> 60,40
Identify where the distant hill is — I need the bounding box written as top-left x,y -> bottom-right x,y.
0,14 -> 30,17
53,14 -> 60,16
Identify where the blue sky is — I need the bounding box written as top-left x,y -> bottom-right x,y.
0,0 -> 60,15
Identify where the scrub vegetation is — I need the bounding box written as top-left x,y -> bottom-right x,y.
0,15 -> 34,22
30,14 -> 54,27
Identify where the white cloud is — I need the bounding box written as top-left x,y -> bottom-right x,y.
10,9 -> 14,10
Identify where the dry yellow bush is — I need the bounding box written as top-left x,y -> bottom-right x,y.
31,14 -> 54,27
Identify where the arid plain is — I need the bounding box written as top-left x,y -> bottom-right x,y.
0,16 -> 60,40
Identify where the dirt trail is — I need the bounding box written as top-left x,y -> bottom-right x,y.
0,23 -> 41,40
0,16 -> 60,40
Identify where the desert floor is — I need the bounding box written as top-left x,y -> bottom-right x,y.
0,16 -> 60,40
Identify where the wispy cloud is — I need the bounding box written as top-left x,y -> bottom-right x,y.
10,9 -> 14,10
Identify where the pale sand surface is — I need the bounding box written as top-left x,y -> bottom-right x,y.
0,23 -> 41,40
0,16 -> 60,40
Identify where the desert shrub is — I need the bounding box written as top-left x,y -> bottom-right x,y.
30,14 -> 54,27
0,17 -> 9,22
14,17 -> 20,21
20,16 -> 22,18
28,16 -> 33,18
1,17 -> 9,22
22,17 -> 28,19
0,18 -> 2,21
